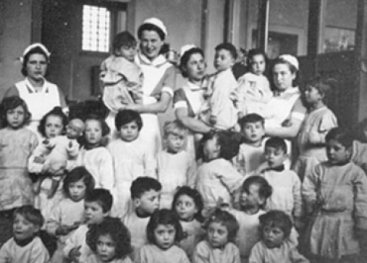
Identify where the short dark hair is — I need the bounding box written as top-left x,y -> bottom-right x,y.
265,137 -> 287,153
238,113 -> 265,129
303,76 -> 337,106
38,107 -> 68,137
87,217 -> 132,259
172,186 -> 204,221
130,177 -> 162,199
13,205 -> 44,228
247,48 -> 268,65
241,176 -> 272,208
146,209 -> 184,244
179,47 -> 205,78
326,127 -> 352,148
85,114 -> 110,137
85,189 -> 113,213
138,23 -> 165,41
21,46 -> 49,76
259,210 -> 293,238
63,166 -> 95,197
0,96 -> 31,128
113,31 -> 137,54
204,209 -> 239,243
115,110 -> 143,131
215,43 -> 237,60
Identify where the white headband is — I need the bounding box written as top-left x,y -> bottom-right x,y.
22,43 -> 51,63
142,17 -> 167,38
279,54 -> 299,70
179,44 -> 197,57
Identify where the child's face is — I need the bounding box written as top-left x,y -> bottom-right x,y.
119,121 -> 139,142
117,45 -> 136,62
85,119 -> 103,147
45,115 -> 64,138
154,224 -> 176,250
262,225 -> 285,248
214,49 -> 235,72
326,139 -> 350,164
242,122 -> 265,144
207,222 -> 228,248
250,54 -> 266,75
166,131 -> 185,154
203,136 -> 220,161
303,85 -> 323,105
240,183 -> 264,212
175,194 -> 198,221
68,179 -> 87,202
84,201 -> 108,225
264,146 -> 287,168
135,189 -> 160,215
13,214 -> 39,241
7,105 -> 25,129
96,234 -> 116,262
66,119 -> 84,139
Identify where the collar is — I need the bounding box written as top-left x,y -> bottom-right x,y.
185,80 -> 204,92
25,77 -> 49,93
135,209 -> 152,218
137,51 -> 167,67
264,164 -> 285,172
274,86 -> 299,97
14,236 -> 35,247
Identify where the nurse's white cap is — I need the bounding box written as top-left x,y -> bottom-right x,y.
23,43 -> 51,59
180,44 -> 197,57
142,17 -> 167,38
279,54 -> 299,70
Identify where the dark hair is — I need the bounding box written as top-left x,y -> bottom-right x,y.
325,127 -> 353,148
0,96 -> 31,128
179,47 -> 205,78
113,31 -> 137,54
13,205 -> 44,228
130,177 -> 162,199
85,189 -> 113,213
246,48 -> 268,69
63,167 -> 95,198
303,76 -> 337,106
204,209 -> 239,243
80,114 -> 110,147
215,43 -> 237,60
265,137 -> 287,154
172,186 -> 204,222
259,210 -> 293,238
21,46 -> 49,76
38,106 -> 68,137
238,113 -> 265,129
146,209 -> 184,244
87,217 -> 132,259
115,109 -> 143,131
271,57 -> 299,87
138,23 -> 165,41
241,176 -> 272,208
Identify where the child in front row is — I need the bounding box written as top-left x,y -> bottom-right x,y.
157,121 -> 197,209
63,188 -> 113,263
136,209 -> 190,263
249,210 -> 309,263
193,209 -> 241,263
86,217 -> 133,263
0,205 -> 49,263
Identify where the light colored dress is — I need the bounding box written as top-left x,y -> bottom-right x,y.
179,219 -> 204,259
351,140 -> 367,173
63,224 -> 92,262
233,140 -> 266,175
302,161 -> 367,259
136,244 -> 190,263
294,106 -> 337,180
0,127 -> 38,211
86,254 -> 133,263
123,210 -> 150,255
157,150 -> 197,209
193,240 -> 241,263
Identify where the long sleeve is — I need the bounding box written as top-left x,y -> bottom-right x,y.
248,242 -> 264,263
192,242 -> 209,263
353,167 -> 367,229
292,174 -> 303,218
216,160 -> 245,194
143,152 -> 157,178
46,205 -> 61,236
28,240 -> 50,263
186,156 -> 197,188
98,151 -> 115,190
302,166 -> 319,214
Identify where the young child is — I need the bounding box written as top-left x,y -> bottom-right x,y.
196,130 -> 244,216
86,217 -> 133,263
77,114 -> 114,191
236,49 -> 272,118
123,177 -> 161,257
136,209 -> 190,263
108,109 -> 156,219
234,114 -> 266,175
192,209 -> 240,263
249,210 -> 309,263
228,176 -> 272,263
157,120 -> 197,209
0,96 -> 38,244
302,127 -> 367,262
0,205 -> 49,262
293,77 -> 338,181
63,188 -> 113,263
172,186 -> 205,258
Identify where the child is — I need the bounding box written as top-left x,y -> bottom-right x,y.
86,217 -> 133,263
63,188 -> 113,263
236,49 -> 272,118
108,109 -> 156,219
293,77 -> 338,181
123,177 -> 161,257
0,205 -> 49,262
77,114 -> 114,191
196,130 -> 244,216
234,114 -> 266,175
228,176 -> 272,263
302,127 -> 367,262
192,209 -> 240,263
249,210 -> 309,263
136,209 -> 190,263
0,96 -> 38,244
172,186 -> 205,258
157,121 -> 197,208
351,118 -> 367,173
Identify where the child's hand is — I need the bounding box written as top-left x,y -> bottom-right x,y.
281,118 -> 292,127
34,156 -> 46,164
209,115 -> 217,125
69,245 -> 82,262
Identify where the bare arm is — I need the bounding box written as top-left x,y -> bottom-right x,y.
125,92 -> 171,114
175,107 -> 212,134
